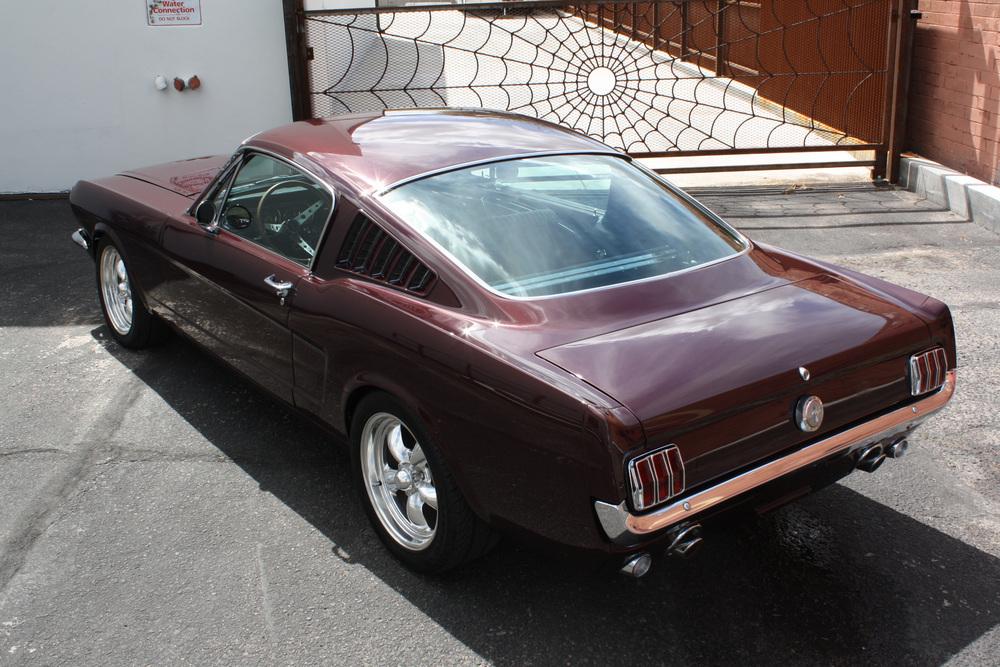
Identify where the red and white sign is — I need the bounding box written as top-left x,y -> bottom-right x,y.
146,0 -> 202,26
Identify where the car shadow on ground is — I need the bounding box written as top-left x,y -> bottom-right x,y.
94,328 -> 1000,665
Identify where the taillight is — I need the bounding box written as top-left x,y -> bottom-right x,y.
627,445 -> 686,511
909,347 -> 948,396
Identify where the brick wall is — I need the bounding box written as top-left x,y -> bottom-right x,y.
907,0 -> 1000,185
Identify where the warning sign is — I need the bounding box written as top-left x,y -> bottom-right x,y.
146,0 -> 202,26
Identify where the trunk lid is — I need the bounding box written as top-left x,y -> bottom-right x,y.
121,155 -> 228,198
537,274 -> 930,488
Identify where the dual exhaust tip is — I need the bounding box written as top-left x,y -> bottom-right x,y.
620,523 -> 703,578
857,437 -> 909,473
621,438 -> 910,578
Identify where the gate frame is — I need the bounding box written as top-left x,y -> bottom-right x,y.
283,0 -> 917,183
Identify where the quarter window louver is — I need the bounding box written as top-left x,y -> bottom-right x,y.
337,215 -> 435,295
351,224 -> 384,272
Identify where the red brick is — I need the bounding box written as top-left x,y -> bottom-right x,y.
904,4 -> 998,177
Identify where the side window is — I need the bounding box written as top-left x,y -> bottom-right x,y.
219,153 -> 334,267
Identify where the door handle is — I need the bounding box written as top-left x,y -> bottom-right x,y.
263,274 -> 294,303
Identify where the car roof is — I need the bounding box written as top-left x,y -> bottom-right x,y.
246,109 -> 621,196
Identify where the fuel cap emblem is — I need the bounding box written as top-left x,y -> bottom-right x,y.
795,395 -> 824,432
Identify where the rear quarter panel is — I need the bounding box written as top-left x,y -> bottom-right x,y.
759,242 -> 958,369
288,276 -> 631,553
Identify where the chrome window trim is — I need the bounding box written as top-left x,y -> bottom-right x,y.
196,146 -> 339,273
631,159 -> 748,249
373,153 -> 751,302
373,149 -> 623,196
186,150 -> 243,218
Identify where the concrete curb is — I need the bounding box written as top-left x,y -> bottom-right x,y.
899,157 -> 1000,234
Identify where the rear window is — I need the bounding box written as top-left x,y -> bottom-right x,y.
379,154 -> 745,298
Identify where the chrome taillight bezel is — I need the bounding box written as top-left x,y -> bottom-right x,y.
627,445 -> 686,512
909,347 -> 948,396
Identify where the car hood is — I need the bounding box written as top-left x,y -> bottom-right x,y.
537,274 -> 931,487
121,155 -> 228,198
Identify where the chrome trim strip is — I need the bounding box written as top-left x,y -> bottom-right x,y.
71,228 -> 90,251
373,149 -> 623,196
595,370 -> 957,544
630,158 -> 749,250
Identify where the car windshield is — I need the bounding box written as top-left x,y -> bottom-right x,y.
379,154 -> 745,298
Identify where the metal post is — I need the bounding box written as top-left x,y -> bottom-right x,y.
716,0 -> 728,77
886,0 -> 918,183
874,0 -> 904,180
282,0 -> 311,121
653,2 -> 661,52
681,1 -> 689,60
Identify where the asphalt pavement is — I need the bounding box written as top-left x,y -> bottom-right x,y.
1,184 -> 998,666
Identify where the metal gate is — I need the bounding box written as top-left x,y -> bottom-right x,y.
283,0 -> 916,181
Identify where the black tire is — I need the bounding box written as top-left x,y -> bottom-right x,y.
95,237 -> 168,349
350,392 -> 498,573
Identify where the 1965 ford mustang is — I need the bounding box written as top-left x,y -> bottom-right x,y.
70,109 -> 956,576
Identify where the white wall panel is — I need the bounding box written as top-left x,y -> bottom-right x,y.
0,1 -> 293,192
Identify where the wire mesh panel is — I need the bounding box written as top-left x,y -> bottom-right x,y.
301,0 -> 901,159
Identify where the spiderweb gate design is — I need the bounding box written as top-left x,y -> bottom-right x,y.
290,0 -> 914,179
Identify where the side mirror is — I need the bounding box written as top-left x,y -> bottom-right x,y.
194,200 -> 215,225
224,205 -> 252,230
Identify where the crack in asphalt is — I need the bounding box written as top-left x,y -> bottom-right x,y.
0,448 -> 67,459
0,445 -> 333,467
255,543 -> 279,656
0,371 -> 148,598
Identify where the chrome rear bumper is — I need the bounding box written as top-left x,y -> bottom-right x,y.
595,370 -> 957,545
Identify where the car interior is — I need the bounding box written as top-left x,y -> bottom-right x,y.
216,153 -> 333,267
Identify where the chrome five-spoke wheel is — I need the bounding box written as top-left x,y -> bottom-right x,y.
360,412 -> 438,550
99,245 -> 133,336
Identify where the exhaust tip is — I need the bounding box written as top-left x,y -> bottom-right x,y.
621,552 -> 653,578
886,438 -> 909,459
672,535 -> 704,558
667,523 -> 704,558
857,443 -> 887,472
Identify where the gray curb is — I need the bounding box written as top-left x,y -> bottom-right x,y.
899,157 -> 1000,234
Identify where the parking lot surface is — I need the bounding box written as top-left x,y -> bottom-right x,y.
1,184 -> 999,666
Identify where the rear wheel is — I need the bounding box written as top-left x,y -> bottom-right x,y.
351,393 -> 497,572
96,238 -> 167,348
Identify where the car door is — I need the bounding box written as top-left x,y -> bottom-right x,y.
157,151 -> 335,403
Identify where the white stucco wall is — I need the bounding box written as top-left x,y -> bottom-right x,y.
0,1 -> 293,193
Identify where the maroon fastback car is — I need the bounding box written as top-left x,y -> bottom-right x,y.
70,109 -> 956,576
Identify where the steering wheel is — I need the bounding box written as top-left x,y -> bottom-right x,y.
255,179 -> 315,243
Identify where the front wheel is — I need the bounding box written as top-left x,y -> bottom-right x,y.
351,393 -> 497,572
96,238 -> 167,348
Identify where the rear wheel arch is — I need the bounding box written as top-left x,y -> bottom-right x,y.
343,384 -> 382,436
340,379 -> 488,520
347,389 -> 498,572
